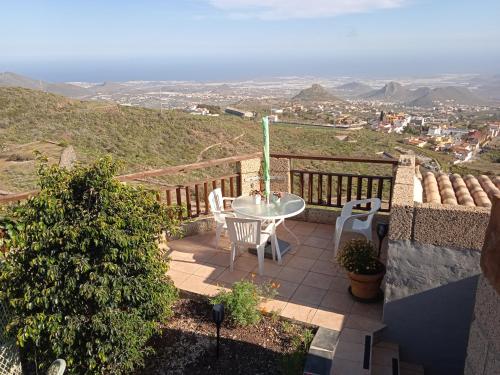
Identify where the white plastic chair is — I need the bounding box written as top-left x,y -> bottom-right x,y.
333,198 -> 381,255
47,359 -> 66,375
225,217 -> 275,276
208,188 -> 235,249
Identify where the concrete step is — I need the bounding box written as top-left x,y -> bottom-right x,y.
330,327 -> 371,375
399,361 -> 425,375
329,322 -> 389,375
371,341 -> 399,375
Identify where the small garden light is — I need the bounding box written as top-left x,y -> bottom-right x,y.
212,303 -> 225,359
376,223 -> 389,258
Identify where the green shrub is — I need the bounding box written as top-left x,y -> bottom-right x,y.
210,279 -> 277,326
336,239 -> 384,275
0,157 -> 182,374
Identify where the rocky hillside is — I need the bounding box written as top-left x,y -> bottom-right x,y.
0,72 -> 90,98
408,86 -> 488,107
0,87 -> 407,192
360,81 -> 490,107
334,81 -> 373,97
292,84 -> 343,102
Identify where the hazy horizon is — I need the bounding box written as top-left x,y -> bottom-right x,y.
2,58 -> 499,84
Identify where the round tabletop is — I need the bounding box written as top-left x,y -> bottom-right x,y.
232,193 -> 306,220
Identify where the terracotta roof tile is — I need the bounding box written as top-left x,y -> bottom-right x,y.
422,172 -> 498,207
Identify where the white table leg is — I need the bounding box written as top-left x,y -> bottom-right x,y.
282,219 -> 300,254
272,219 -> 283,265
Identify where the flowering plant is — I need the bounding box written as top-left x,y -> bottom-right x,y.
336,239 -> 384,275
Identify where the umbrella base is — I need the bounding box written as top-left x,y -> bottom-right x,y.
248,238 -> 291,259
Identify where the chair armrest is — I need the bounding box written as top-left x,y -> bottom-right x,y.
350,212 -> 372,219
337,212 -> 369,227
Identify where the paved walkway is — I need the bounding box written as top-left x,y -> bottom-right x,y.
167,220 -> 385,332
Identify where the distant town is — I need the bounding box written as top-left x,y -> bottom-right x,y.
1,71 -> 500,169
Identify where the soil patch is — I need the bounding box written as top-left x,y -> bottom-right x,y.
140,298 -> 315,375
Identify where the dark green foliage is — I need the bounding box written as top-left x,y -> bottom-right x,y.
0,157 -> 181,374
403,126 -> 421,135
336,239 -> 383,275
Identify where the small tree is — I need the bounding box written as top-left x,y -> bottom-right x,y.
0,157 -> 181,374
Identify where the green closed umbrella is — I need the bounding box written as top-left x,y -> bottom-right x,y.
262,116 -> 270,201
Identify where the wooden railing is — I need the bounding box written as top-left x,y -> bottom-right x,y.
116,153 -> 258,220
290,171 -> 394,212
272,153 -> 397,213
1,152 -> 398,216
0,153 -> 258,220
161,173 -> 241,219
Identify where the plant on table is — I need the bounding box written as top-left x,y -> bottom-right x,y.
0,156 -> 182,374
210,279 -> 277,326
336,239 -> 385,300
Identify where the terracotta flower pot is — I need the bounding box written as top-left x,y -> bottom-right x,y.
348,265 -> 386,300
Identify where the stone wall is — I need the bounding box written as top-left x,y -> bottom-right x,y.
388,157 -> 415,241
383,155 -> 489,374
383,240 -> 480,374
269,157 -> 291,193
464,194 -> 500,375
0,302 -> 22,374
465,275 -> 500,375
238,157 -> 262,197
413,203 -> 489,250
387,155 -> 489,249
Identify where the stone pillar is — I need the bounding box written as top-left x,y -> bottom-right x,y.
388,155 -> 415,241
270,157 -> 291,194
238,157 -> 262,197
464,194 -> 500,375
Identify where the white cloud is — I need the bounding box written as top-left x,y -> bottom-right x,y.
207,0 -> 406,20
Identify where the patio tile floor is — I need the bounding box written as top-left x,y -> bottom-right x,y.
167,219 -> 384,331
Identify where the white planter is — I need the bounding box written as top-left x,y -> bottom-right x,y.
253,195 -> 261,204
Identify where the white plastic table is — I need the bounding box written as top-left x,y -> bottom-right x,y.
231,193 -> 306,264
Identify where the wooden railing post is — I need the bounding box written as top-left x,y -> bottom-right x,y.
204,182 -> 209,214
336,175 -> 343,207
195,184 -> 201,216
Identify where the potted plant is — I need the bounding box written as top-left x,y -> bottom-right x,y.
336,239 -> 385,301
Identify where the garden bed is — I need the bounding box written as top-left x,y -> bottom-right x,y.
140,297 -> 315,375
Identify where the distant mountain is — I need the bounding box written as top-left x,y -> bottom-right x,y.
334,81 -> 373,97
293,84 -> 343,102
0,72 -> 90,98
360,81 -> 428,103
407,86 -> 488,107
472,75 -> 500,102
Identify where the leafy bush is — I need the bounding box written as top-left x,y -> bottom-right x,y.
0,157 -> 182,374
336,239 -> 384,275
210,279 -> 277,326
280,321 -> 315,374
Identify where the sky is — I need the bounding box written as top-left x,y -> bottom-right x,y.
1,0 -> 499,82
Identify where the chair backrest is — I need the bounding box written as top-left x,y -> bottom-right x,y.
341,198 -> 381,219
47,359 -> 66,375
208,188 -> 224,213
225,217 -> 261,246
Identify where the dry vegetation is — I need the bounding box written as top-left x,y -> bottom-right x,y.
1,87 -> 493,192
